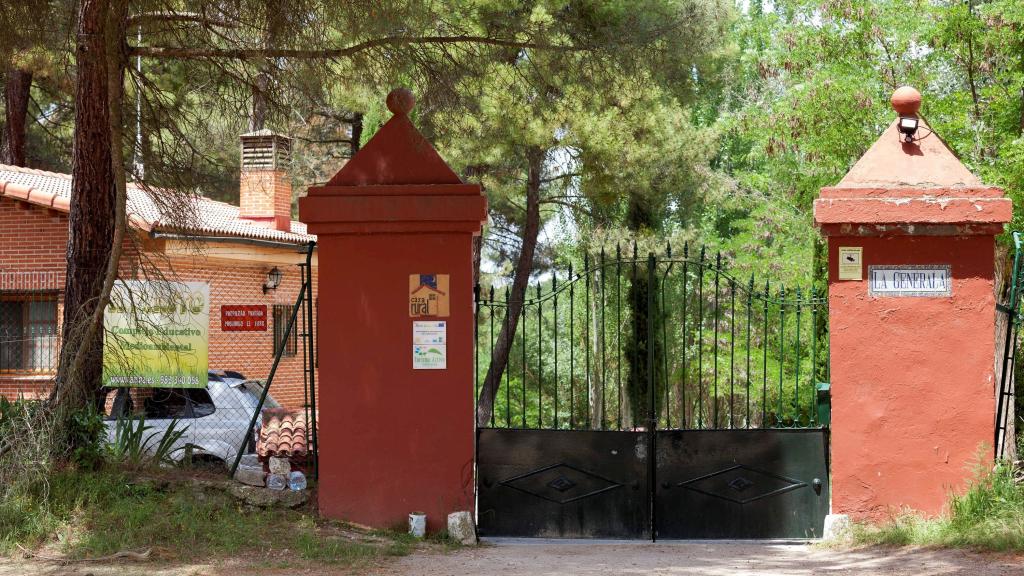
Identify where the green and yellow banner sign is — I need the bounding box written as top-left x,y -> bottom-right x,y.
103,280 -> 209,388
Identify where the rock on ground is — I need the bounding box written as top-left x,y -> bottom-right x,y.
229,484 -> 307,508
268,457 -> 291,475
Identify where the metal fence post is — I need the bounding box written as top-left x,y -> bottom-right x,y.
303,241 -> 318,478
647,252 -> 657,542
228,244 -> 312,478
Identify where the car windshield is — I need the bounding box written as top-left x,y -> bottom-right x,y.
102,386 -> 215,420
238,380 -> 280,409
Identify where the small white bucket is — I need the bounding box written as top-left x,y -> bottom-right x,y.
408,512 -> 427,538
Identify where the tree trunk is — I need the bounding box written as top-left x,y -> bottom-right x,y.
589,271 -> 604,428
475,147 -> 544,427
623,191 -> 659,429
3,68 -> 32,166
250,72 -> 269,131
51,0 -> 124,411
350,112 -> 363,155
994,243 -> 1017,460
249,6 -> 281,132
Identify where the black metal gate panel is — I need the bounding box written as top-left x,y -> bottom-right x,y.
474,248 -> 834,539
655,429 -> 829,539
477,428 -> 651,539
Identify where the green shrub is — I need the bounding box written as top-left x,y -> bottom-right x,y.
68,407 -> 106,469
853,460 -> 1024,551
106,416 -> 189,468
0,468 -> 417,563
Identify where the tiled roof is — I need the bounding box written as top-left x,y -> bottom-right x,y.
0,164 -> 314,245
257,408 -> 312,459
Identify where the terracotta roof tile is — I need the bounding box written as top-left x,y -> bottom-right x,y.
257,408 -> 313,459
0,164 -> 314,245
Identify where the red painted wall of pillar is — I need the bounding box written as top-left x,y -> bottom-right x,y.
300,89 -> 486,532
824,234 -> 998,518
814,87 -> 1012,520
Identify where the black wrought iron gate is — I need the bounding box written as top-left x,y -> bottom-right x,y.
475,246 -> 831,539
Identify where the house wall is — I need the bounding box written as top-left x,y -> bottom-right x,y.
160,252 -> 317,408
0,195 -> 318,408
0,198 -> 66,398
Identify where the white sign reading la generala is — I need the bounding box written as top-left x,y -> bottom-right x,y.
868,265 -> 951,297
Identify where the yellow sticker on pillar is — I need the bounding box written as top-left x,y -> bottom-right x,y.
838,247 -> 863,281
409,274 -> 450,317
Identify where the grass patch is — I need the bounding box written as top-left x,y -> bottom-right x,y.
852,461 -> 1024,552
0,466 -> 418,566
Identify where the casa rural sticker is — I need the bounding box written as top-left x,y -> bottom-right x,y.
409,274 -> 450,317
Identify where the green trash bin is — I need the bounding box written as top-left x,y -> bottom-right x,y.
816,382 -> 831,427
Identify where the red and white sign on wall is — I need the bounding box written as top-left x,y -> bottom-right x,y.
221,305 -> 268,331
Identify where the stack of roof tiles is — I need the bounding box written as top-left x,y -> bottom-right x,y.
258,408 -> 313,459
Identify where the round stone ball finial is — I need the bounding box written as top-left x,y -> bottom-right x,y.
386,88 -> 416,116
891,86 -> 921,116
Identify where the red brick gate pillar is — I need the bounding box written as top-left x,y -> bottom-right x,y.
814,87 -> 1012,520
299,89 -> 487,532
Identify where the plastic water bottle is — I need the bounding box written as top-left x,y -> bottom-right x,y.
288,471 -> 307,491
266,473 -> 287,491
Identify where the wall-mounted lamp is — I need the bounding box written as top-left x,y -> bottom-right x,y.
263,267 -> 283,294
898,116 -> 919,143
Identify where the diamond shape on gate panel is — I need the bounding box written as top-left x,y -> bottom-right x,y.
502,463 -> 622,505
547,476 -> 576,492
728,476 -> 754,492
678,464 -> 806,505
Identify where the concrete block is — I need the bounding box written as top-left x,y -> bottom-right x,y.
239,454 -> 260,468
823,514 -> 852,540
447,511 -> 476,545
234,464 -> 266,487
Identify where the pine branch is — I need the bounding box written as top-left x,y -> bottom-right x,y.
127,11 -> 237,28
128,35 -> 589,60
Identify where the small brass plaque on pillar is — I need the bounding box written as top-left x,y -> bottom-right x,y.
410,274 -> 450,317
838,247 -> 863,281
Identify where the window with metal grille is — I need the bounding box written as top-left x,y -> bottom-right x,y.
0,292 -> 59,373
273,304 -> 297,357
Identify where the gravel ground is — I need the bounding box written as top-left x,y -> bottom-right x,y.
2,540 -> 1021,576
370,539 -> 1024,576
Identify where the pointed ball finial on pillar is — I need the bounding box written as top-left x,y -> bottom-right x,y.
891,86 -> 921,116
386,88 -> 416,116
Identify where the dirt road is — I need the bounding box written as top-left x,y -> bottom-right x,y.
2,540 -> 1021,575
371,539 -> 1023,576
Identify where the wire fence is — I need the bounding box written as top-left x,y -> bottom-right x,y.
98,244 -> 318,477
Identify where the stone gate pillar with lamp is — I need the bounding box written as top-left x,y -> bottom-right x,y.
814,87 -> 1012,520
299,89 -> 487,532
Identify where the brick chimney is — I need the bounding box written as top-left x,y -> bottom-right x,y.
239,130 -> 293,231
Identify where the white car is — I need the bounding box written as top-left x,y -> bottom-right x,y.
103,370 -> 280,465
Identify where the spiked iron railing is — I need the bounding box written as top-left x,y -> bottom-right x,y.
475,243 -> 829,432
